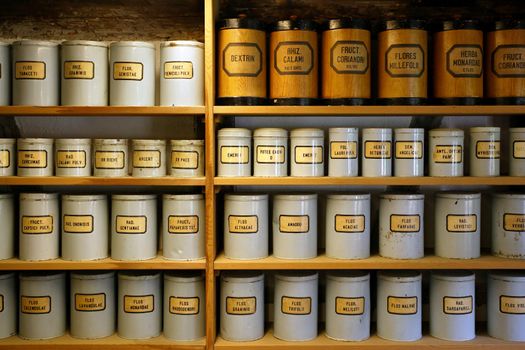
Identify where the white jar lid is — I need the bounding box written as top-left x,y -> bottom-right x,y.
470,126 -> 500,133
18,138 -> 54,145
13,40 -> 59,47
110,41 -> 155,49
274,193 -> 318,201
0,272 -> 15,280
0,41 -> 9,47
62,40 -> 108,48
0,193 -> 13,200
71,271 -> 115,281
221,271 -> 264,283
218,128 -> 251,138
132,139 -> 166,146
329,127 -> 358,134
362,128 -> 392,136
94,139 -> 128,146
161,40 -> 204,48
253,128 -> 288,138
112,194 -> 157,201
291,128 -> 324,138
20,193 -> 59,201
224,193 -> 269,201
492,193 -> 525,200
62,194 -> 107,201
429,128 -> 464,137
170,139 -> 204,146
55,138 -> 92,146
0,138 -> 16,144
118,271 -> 161,281
510,127 -> 525,133
431,270 -> 475,282
489,271 -> 525,283
326,271 -> 369,282
275,271 -> 318,282
326,193 -> 370,201
394,128 -> 425,135
378,270 -> 422,283
380,193 -> 424,200
436,192 -> 481,200
163,193 -> 204,201
164,271 -> 204,283
20,272 -> 66,281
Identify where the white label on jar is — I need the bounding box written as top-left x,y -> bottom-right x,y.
256,145 -> 285,164
503,213 -> 525,232
294,146 -> 323,164
75,293 -> 106,312
274,42 -> 314,75
433,145 -> 462,163
476,141 -> 500,159
395,141 -> 423,159
446,214 -> 477,233
387,296 -> 418,315
279,215 -> 309,233
56,150 -> 87,168
500,296 -> 525,314
220,146 -> 249,164
390,214 -> 420,233
18,150 -> 47,168
226,297 -> 256,315
124,295 -> 154,313
169,297 -> 199,315
335,297 -> 365,315
0,150 -> 10,168
133,150 -> 161,168
364,141 -> 391,159
228,215 -> 258,234
168,215 -> 199,234
113,62 -> 143,81
443,296 -> 473,314
164,61 -> 193,79
330,141 -> 357,159
116,216 -> 147,234
15,61 -> 46,80
63,215 -> 94,234
64,61 -> 95,79
0,295 -> 3,312
21,296 -> 51,314
281,296 -> 311,315
95,151 -> 125,169
22,216 -> 53,234
171,151 -> 199,169
335,214 -> 365,233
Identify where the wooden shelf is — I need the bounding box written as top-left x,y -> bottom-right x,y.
0,106 -> 205,116
214,253 -> 525,270
215,330 -> 523,350
0,333 -> 206,350
0,176 -> 206,186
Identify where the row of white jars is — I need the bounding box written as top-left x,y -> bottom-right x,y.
223,192 -> 525,260
0,138 -> 204,177
0,271 -> 205,341
218,127 -> 521,177
0,193 -> 204,261
220,270 -> 525,342
0,40 -> 203,106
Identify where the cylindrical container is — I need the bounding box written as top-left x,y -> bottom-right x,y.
435,192 -> 481,259
377,20 -> 427,104
169,140 -> 204,177
224,194 -> 269,260
328,128 -> 358,177
0,272 -> 16,339
109,41 -> 155,106
379,193 -> 424,259
510,128 -> 525,176
273,194 -> 317,259
470,127 -> 500,177
0,139 -> 16,176
0,43 -> 10,106
270,19 -> 319,105
430,271 -> 475,341
162,194 -> 205,260
117,272 -> 161,339
220,272 -> 264,341
488,271 -> 525,341
377,271 -> 422,342
70,272 -> 115,339
131,139 -> 166,177
394,128 -> 424,177
111,194 -> 157,261
325,194 -> 370,259
274,272 -> 318,341
19,272 -> 66,340
253,128 -> 288,177
93,139 -> 128,177
17,138 -> 54,177
19,193 -> 59,261
12,40 -> 59,106
217,128 -> 251,177
429,129 -> 464,176
55,138 -> 92,177
160,41 -> 204,106
61,40 -> 108,106
290,128 -> 324,177
492,193 -> 525,259
325,271 -> 370,341
217,17 -> 267,105
362,128 -> 392,177
433,20 -> 483,104
0,194 -> 14,260
61,194 -> 108,261
164,272 -> 205,341
487,19 -> 525,104
322,18 -> 371,104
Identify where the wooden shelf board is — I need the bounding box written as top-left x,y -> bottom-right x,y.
215,330 -> 523,349
213,105 -> 525,116
0,333 -> 206,350
0,106 -> 205,116
0,176 -> 206,186
214,253 -> 525,270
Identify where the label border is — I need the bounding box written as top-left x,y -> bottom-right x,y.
389,214 -> 421,233
446,44 -> 483,78
334,214 -> 366,233
274,41 -> 314,76
220,146 -> 250,164
500,295 -> 525,314
123,294 -> 154,313
294,145 -> 323,164
329,40 -> 369,75
113,61 -> 144,81
56,150 -> 87,169
164,61 -> 194,80
0,149 -> 10,168
330,141 -> 358,160
364,140 -> 391,159
169,296 -> 200,315
442,295 -> 473,315
279,215 -> 310,233
503,213 -> 525,232
21,215 -> 54,234
63,60 -> 95,80
74,293 -> 107,312
171,150 -> 199,170
491,44 -> 525,78
63,214 -> 94,234
385,44 -> 425,78
446,214 -> 477,233
256,145 -> 286,164
281,296 -> 312,315
94,150 -> 126,170
222,42 -> 263,77
433,144 -> 463,164
115,215 -> 147,234
228,214 -> 258,234
475,140 -> 500,159
168,215 -> 199,234
18,149 -> 48,168
225,296 -> 256,315
21,295 -> 51,314
335,296 -> 365,315
394,141 -> 423,160
387,295 -> 418,315
132,150 -> 161,169
15,61 -> 46,80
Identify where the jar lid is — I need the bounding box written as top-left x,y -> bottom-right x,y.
329,127 -> 358,134
112,194 -> 157,201
20,272 -> 66,281
62,40 -> 108,48
20,193 -> 59,201
326,193 -> 370,201
380,19 -> 426,31
323,18 -> 370,31
0,138 -> 16,144
326,271 -> 369,282
161,40 -> 204,48
469,126 -> 500,133
164,271 -> 204,282
17,138 -> 54,145
380,193 -> 424,200
0,41 -> 9,47
492,193 -> 525,200
94,138 -> 128,145
71,271 -> 115,280
132,139 -> 166,146
436,192 -> 481,199
432,270 -> 475,282
291,128 -> 324,138
429,128 -> 464,137
378,270 -> 422,282
275,271 -> 318,282
0,193 -> 13,199
394,128 -> 425,135
489,271 -> 525,282
492,19 -> 525,31
274,193 -> 317,201
62,194 -> 107,201
0,272 -> 15,280
118,271 -> 160,281
272,18 -> 318,32
55,138 -> 92,145
13,40 -> 59,47
224,193 -> 269,201
218,128 -> 251,138
110,41 -> 155,49
362,128 -> 392,135
163,193 -> 204,201
221,271 -> 264,283
437,19 -> 481,32
218,17 -> 266,31
510,127 -> 525,133
253,128 -> 288,138
170,139 -> 204,146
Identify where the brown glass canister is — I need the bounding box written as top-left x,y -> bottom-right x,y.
487,19 -> 525,104
217,17 -> 267,105
378,19 -> 428,105
270,19 -> 319,105
322,18 -> 371,105
433,20 -> 483,104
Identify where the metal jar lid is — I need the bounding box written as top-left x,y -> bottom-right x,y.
272,18 -> 318,32
436,19 -> 481,32
380,19 -> 426,32
323,18 -> 370,31
218,17 -> 266,31
492,19 -> 525,31
62,40 -> 108,48
161,40 -> 204,49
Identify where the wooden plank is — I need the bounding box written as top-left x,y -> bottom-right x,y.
0,176 -> 205,186
0,106 -> 205,116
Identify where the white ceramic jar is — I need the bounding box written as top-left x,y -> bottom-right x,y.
325,193 -> 370,259
328,128 -> 358,177
0,42 -> 10,106
394,128 -> 424,177
17,138 -> 54,177
0,194 -> 14,260
55,138 -> 91,177
290,128 -> 324,177
12,40 -> 59,106
362,128 -> 392,177
253,128 -> 288,177
111,194 -> 157,261
0,272 -> 16,339
429,128 -> 464,176
218,128 -> 252,177
110,41 -> 155,106
61,194 -> 108,261
470,127 -> 500,176
93,139 -> 128,177
0,138 -> 16,176
162,194 -> 205,260
131,139 -> 166,177
61,40 -> 108,106
509,128 -> 525,176
160,41 -> 204,106
492,193 -> 525,259
169,140 -> 204,177
19,193 -> 59,261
